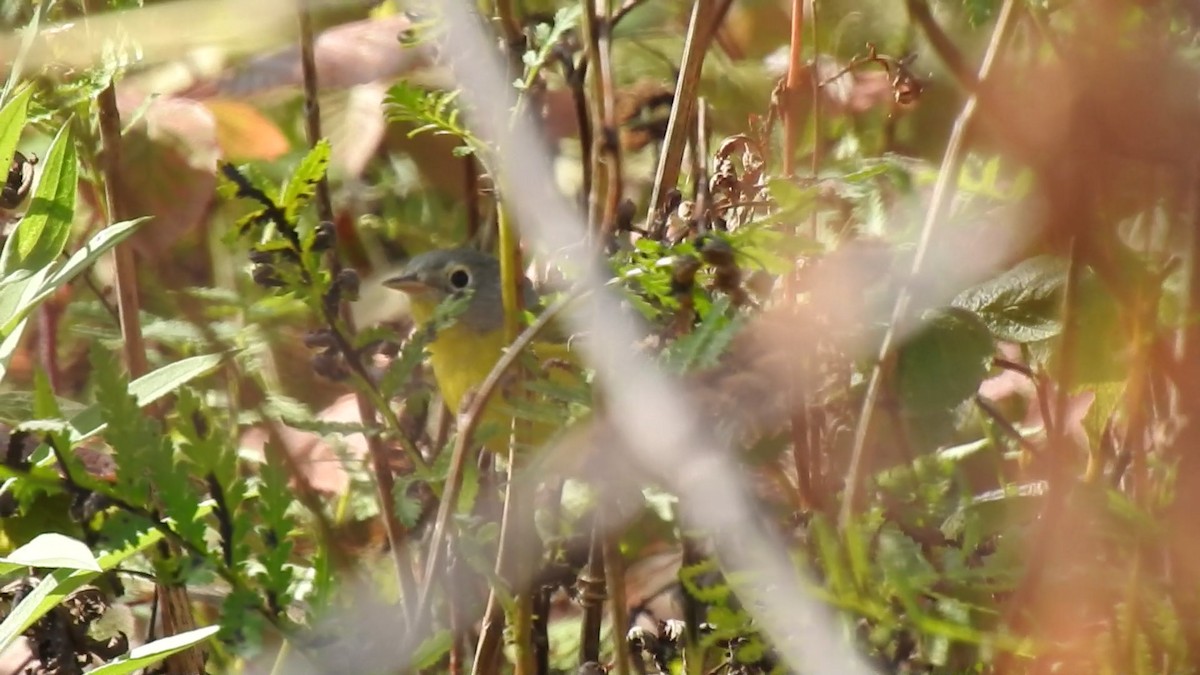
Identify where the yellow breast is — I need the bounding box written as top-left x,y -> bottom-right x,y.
424,320 -> 583,453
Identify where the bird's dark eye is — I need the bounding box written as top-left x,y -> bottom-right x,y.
448,266 -> 471,290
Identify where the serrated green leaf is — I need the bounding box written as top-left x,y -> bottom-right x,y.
678,558 -> 729,604
662,296 -> 738,373
952,256 -> 1067,343
392,478 -> 424,529
281,140 -> 329,225
2,123 -> 77,275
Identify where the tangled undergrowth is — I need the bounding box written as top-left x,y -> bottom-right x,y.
0,1 -> 1198,674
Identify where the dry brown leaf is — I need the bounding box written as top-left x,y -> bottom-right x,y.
201,99 -> 290,161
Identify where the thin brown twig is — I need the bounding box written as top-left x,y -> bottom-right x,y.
645,0 -> 715,235
592,0 -> 624,240
295,0 -> 421,619
578,520 -> 605,664
603,512 -> 632,675
582,0 -> 607,233
782,0 -> 818,513
782,0 -> 805,180
839,0 -> 1022,531
88,3 -> 202,668
973,394 -> 1038,454
411,288 -> 585,644
903,0 -> 980,91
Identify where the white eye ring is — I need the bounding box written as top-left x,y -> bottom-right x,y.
447,265 -> 471,290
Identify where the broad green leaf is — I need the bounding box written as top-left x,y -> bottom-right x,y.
897,308 -> 994,415
2,123 -> 78,275
0,5 -> 41,106
0,521 -> 167,652
89,625 -> 220,674
0,533 -> 100,571
0,391 -> 87,424
952,256 -> 1067,343
0,86 -> 31,176
896,308 -> 994,450
0,218 -> 149,338
66,352 -> 225,442
410,629 -> 453,670
0,313 -> 30,385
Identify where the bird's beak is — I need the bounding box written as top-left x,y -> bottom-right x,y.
383,273 -> 427,293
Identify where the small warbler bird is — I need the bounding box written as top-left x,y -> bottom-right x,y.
383,247 -> 583,451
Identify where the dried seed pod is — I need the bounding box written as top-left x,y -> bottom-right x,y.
3,428 -> 36,470
0,151 -> 36,210
697,236 -> 750,306
251,264 -> 285,288
312,220 -> 337,251
663,189 -> 682,216
303,329 -> 339,350
336,268 -> 361,302
615,198 -> 637,233
311,349 -> 349,381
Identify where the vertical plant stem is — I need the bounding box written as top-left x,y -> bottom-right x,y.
496,201 -> 536,675
37,293 -> 63,393
88,4 -> 202,666
808,0 -> 821,179
578,521 -> 605,663
646,0 -> 714,234
582,0 -> 606,233
295,0 -> 419,618
586,0 -> 624,238
680,534 -> 705,675
782,0 -> 822,512
414,293 -> 580,639
1169,160 -> 1200,660
603,514 -> 632,675
782,0 -> 805,179
496,0 -> 525,63
839,0 -> 1021,531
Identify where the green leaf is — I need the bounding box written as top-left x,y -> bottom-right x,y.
0,218 -> 148,361
66,353 -> 225,442
678,559 -> 729,604
89,625 -> 220,674
0,391 -> 86,424
0,533 -> 101,572
1,123 -> 77,275
281,140 -> 329,224
897,308 -> 994,415
410,629 -> 453,670
662,296 -> 739,373
952,256 -> 1067,343
0,86 -> 31,177
0,519 -> 168,653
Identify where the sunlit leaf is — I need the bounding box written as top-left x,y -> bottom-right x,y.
0,86 -> 31,175
89,626 -> 220,674
1,123 -> 76,275
0,533 -> 100,571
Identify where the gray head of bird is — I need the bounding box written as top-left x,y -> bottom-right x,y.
383,247 -> 537,334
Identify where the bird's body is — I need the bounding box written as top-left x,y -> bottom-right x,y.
385,248 -> 583,451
